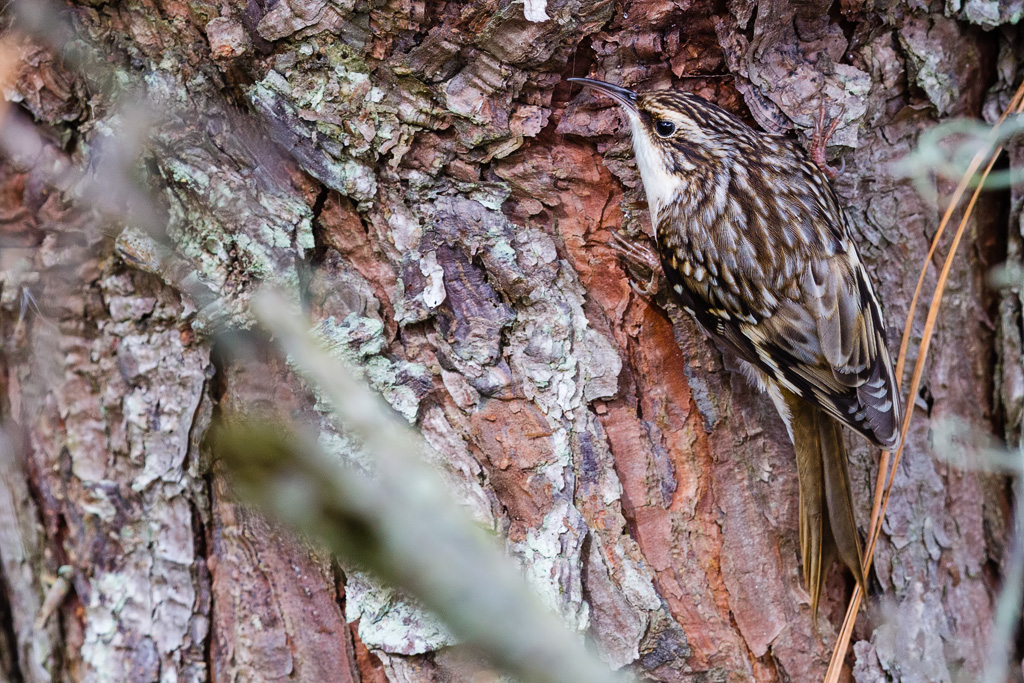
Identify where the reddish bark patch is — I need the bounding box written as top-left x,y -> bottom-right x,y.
469,398 -> 555,540
318,191 -> 398,330
209,482 -> 360,683
211,360 -> 359,682
497,122 -> 764,672
349,620 -> 390,683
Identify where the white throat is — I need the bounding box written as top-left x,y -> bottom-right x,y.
627,113 -> 684,229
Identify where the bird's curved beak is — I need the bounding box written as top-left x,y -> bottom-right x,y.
567,78 -> 638,113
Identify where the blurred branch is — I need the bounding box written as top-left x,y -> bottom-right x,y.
2,0 -> 165,235
212,292 -> 627,683
932,421 -> 1024,682
1,0 -> 225,317
900,115 -> 1024,204
0,105 -> 222,318
981,464 -> 1023,683
933,418 -> 1024,473
0,105 -> 165,236
6,0 -> 121,99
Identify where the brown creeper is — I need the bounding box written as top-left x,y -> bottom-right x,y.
569,78 -> 903,618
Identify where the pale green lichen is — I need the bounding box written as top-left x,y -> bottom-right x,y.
261,69 -> 292,95
898,16 -> 973,117
318,430 -> 374,472
308,314 -> 429,423
159,140 -> 314,322
488,237 -> 517,264
470,184 -> 512,211
251,38 -> 384,172
163,157 -> 211,191
313,314 -> 386,358
948,0 -> 1023,28
345,571 -> 455,655
248,80 -> 380,202
510,497 -> 590,633
257,192 -> 315,254
365,357 -> 428,423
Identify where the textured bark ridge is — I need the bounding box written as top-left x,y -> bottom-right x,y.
0,0 -> 1018,681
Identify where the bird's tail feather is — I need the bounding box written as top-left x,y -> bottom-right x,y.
784,390 -> 865,620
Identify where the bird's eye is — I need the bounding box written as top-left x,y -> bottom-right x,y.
655,120 -> 676,137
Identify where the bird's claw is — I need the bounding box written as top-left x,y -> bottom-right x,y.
609,230 -> 663,297
809,101 -> 845,181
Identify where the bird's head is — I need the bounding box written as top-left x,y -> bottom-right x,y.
568,77 -> 745,223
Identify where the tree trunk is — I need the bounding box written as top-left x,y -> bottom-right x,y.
0,0 -> 1018,681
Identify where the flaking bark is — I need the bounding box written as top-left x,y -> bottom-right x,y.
0,0 -> 1018,681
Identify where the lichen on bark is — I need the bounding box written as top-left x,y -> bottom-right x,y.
0,0 -> 1019,681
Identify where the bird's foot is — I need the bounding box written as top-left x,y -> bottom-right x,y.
808,101 -> 845,181
609,230 -> 663,297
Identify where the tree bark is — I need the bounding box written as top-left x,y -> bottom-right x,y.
0,0 -> 1019,681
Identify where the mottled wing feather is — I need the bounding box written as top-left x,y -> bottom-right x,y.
771,249 -> 901,448
660,205 -> 902,450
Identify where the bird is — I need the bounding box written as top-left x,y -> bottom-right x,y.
568,77 -> 903,619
